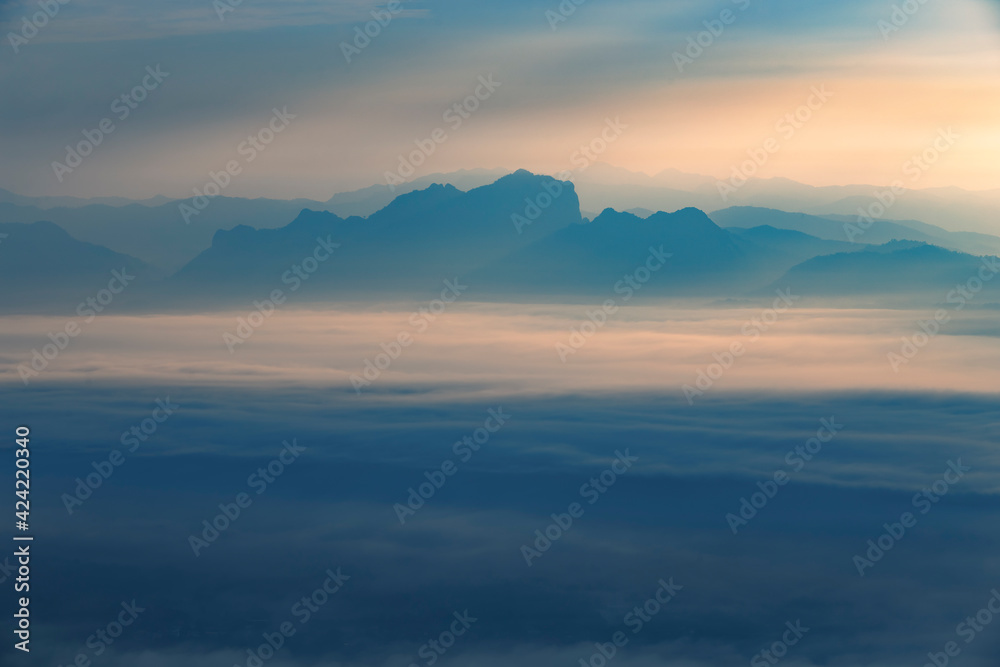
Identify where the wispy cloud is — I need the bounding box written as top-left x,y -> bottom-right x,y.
1,0 -> 999,196
0,0 -> 427,42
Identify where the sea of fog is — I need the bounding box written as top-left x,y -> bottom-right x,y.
2,304 -> 999,667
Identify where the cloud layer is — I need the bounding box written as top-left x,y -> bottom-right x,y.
4,303 -> 1000,395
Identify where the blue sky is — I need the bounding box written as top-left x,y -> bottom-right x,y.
2,0 -> 999,198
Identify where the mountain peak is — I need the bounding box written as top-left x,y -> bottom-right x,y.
487,169 -> 547,188
591,208 -> 643,226
373,182 -> 463,218
591,206 -> 719,231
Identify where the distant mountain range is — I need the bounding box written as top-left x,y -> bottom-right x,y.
771,241 -> 1000,298
0,221 -> 155,313
3,165 -> 1000,274
165,171 -> 579,305
711,207 -> 1000,257
2,171 -> 999,313
0,170 -> 509,272
0,187 -> 173,210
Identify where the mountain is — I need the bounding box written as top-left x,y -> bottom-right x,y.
820,213 -> 1000,256
727,225 -> 861,267
625,207 -> 654,218
712,206 -> 1000,257
8,172 -> 999,312
163,171 -> 583,304
162,209 -> 359,304
0,196 -> 328,273
7,167 -> 998,277
324,168 -> 510,218
813,190 -> 1000,236
471,210 -> 867,297
0,187 -> 171,209
471,207 -> 754,296
0,221 -> 153,312
0,170 -> 511,271
769,242 -> 1000,301
557,167 -> 1000,238
571,181 -> 716,218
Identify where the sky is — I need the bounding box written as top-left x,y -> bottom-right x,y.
1,0 -> 999,199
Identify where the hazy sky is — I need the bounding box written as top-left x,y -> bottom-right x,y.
2,0 -> 999,198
